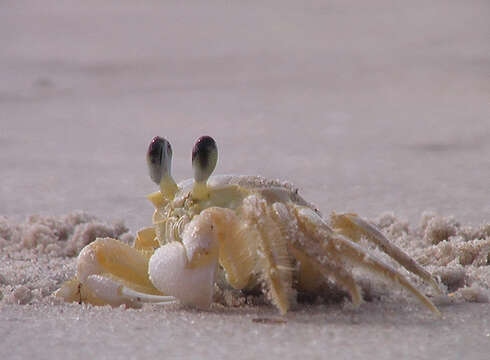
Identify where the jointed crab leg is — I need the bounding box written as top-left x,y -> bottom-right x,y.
334,237 -> 440,316
77,238 -> 158,292
242,196 -> 295,315
330,213 -> 441,294
296,207 -> 441,316
289,246 -> 362,307
271,202 -> 362,307
73,237 -> 170,306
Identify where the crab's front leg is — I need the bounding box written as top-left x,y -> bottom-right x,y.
148,207 -> 256,308
56,235 -> 177,307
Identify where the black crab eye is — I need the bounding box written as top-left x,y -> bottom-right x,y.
147,137 -> 164,165
192,136 -> 218,183
147,136 -> 172,184
192,136 -> 216,170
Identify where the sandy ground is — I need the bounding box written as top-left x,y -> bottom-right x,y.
1,0 -> 489,359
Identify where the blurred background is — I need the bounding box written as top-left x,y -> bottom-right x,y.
1,0 -> 489,230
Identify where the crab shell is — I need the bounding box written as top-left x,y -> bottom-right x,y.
151,174 -> 315,243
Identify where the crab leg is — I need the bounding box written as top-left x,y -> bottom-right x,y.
243,196 -> 295,315
271,202 -> 361,307
289,246 -> 362,307
330,213 -> 441,294
73,237 -> 166,306
296,207 -> 441,316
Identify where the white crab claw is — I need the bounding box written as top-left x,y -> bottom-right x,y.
149,242 -> 217,309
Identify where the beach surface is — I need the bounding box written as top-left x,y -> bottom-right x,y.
1,1 -> 489,359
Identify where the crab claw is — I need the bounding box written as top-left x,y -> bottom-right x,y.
147,136 -> 178,200
149,243 -> 217,308
191,136 -> 218,200
148,210 -> 220,308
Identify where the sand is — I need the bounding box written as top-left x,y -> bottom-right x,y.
1,0 -> 489,359
0,211 -> 489,360
1,211 -> 489,306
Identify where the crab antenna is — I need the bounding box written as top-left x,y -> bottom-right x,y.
191,136 -> 218,200
146,136 -> 178,200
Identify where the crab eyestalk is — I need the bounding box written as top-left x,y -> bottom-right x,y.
146,136 -> 178,201
191,136 -> 218,200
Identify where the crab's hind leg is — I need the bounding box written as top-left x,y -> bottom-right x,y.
289,246 -> 362,307
67,237 -> 174,307
271,202 -> 361,307
330,213 -> 441,294
295,207 -> 441,316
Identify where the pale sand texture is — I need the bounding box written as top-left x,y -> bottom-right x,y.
1,0 -> 489,359
0,212 -> 489,360
1,212 -> 489,306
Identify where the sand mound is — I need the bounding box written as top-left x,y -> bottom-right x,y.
0,211 -> 488,307
372,212 -> 489,304
0,212 -> 133,305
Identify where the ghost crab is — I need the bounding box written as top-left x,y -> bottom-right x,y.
57,136 -> 442,316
